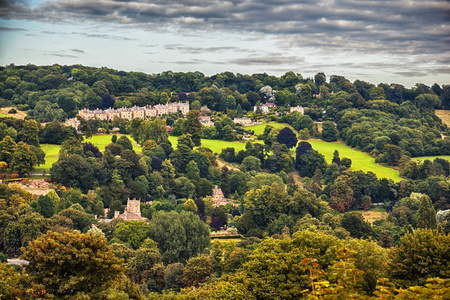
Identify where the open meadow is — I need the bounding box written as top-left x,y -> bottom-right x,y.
413,155 -> 450,162
245,122 -> 295,135
37,134 -> 402,181
305,140 -> 402,182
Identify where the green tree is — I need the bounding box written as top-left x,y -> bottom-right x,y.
341,211 -> 374,239
240,155 -> 261,172
417,194 -> 437,229
182,255 -> 215,287
127,247 -> 165,290
244,183 -> 289,228
389,229 -> 450,287
117,135 -> 134,151
277,127 -> 298,149
21,231 -> 129,298
321,121 -> 338,142
18,119 -> 40,147
114,221 -> 151,250
50,154 -> 94,192
59,137 -> 84,157
0,135 -> 17,166
296,149 -> 326,178
222,125 -> 235,141
177,133 -> 195,149
10,141 -> 38,176
148,211 -> 210,264
185,110 -> 203,146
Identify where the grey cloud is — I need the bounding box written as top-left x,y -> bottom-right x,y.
229,55 -> 305,66
2,0 -> 449,59
45,53 -> 78,58
164,44 -> 240,53
71,49 -> 85,53
394,71 -> 428,77
0,26 -> 26,31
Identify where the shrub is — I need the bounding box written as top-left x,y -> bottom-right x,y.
8,108 -> 17,114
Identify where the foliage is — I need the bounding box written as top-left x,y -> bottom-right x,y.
388,229 -> 450,287
21,231 -> 127,298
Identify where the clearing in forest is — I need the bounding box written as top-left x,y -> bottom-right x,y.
305,140 -> 402,182
359,209 -> 388,224
435,110 -> 450,127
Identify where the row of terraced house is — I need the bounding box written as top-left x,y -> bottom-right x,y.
77,101 -> 190,121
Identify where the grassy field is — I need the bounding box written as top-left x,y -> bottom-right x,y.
245,122 -> 295,135
435,110 -> 450,127
36,134 -> 142,172
37,134 -> 403,181
0,107 -> 27,120
413,155 -> 450,162
359,209 -> 388,224
306,140 -> 403,182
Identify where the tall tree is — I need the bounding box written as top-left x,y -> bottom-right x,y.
21,231 -> 139,298
277,127 -> 298,149
10,141 -> 38,176
185,110 -> 203,146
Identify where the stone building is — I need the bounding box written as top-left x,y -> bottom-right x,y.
114,198 -> 148,221
212,185 -> 227,207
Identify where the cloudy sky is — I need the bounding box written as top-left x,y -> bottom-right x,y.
0,0 -> 449,87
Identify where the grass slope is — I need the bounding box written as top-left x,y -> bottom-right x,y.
435,110 -> 450,127
37,134 -> 402,181
36,134 -> 141,172
245,122 -> 294,135
413,155 -> 450,162
306,140 -> 402,182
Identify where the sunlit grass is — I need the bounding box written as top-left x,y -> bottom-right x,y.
38,134 -> 403,182
413,155 -> 450,162
245,122 -> 295,135
305,140 -> 402,182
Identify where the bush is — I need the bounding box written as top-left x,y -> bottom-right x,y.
17,104 -> 29,111
8,108 -> 17,114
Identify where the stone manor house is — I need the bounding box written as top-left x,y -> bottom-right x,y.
77,101 -> 189,121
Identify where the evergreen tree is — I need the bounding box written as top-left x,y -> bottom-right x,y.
332,150 -> 341,165
185,110 -> 203,146
417,195 -> 437,229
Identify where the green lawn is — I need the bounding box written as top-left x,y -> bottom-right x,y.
305,140 -> 402,182
413,155 -> 450,162
36,134 -> 142,172
37,134 -> 403,182
245,122 -> 294,135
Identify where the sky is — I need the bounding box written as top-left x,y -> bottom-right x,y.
0,0 -> 449,88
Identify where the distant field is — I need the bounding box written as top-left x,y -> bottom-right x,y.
245,122 -> 295,135
37,134 -> 403,181
306,140 -> 402,182
36,134 -> 141,172
413,155 -> 450,162
359,209 -> 388,224
0,107 -> 27,120
435,110 -> 450,127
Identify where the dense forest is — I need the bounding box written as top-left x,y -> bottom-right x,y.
0,64 -> 449,299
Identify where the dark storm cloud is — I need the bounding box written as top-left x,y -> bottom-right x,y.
1,0 -> 449,66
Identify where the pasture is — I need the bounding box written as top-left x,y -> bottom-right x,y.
435,110 -> 450,127
37,134 -> 403,181
413,155 -> 450,162
245,122 -> 295,135
305,140 -> 402,182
